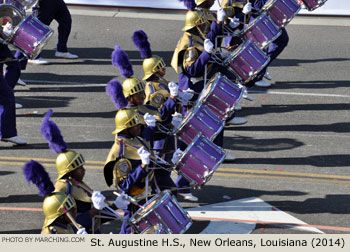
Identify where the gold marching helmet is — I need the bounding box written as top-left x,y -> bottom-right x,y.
112,108 -> 142,134
56,150 -> 85,179
42,192 -> 76,227
182,9 -> 208,31
122,77 -> 145,98
142,55 -> 166,80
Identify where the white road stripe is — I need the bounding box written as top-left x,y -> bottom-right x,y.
249,90 -> 350,98
187,197 -> 324,234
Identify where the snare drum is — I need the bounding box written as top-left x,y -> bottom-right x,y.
262,0 -> 301,28
129,190 -> 192,234
223,39 -> 270,83
175,133 -> 226,187
175,101 -> 225,145
198,72 -> 244,119
241,13 -> 282,50
10,14 -> 54,59
300,0 -> 327,11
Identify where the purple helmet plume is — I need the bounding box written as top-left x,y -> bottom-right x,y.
111,45 -> 134,78
106,79 -> 128,109
23,160 -> 55,197
179,0 -> 196,10
40,109 -> 67,154
132,30 -> 152,59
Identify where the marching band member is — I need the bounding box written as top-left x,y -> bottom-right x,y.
132,30 -> 193,193
23,160 -> 87,234
108,45 -> 159,135
40,109 -> 129,233
103,108 -> 155,234
0,43 -> 27,145
41,192 -> 87,234
22,0 -> 78,65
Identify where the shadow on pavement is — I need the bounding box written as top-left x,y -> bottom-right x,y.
223,136 -> 304,152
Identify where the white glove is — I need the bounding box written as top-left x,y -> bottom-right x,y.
114,191 -> 130,209
2,22 -> 13,37
204,39 -> 214,54
171,148 -> 183,164
242,2 -> 252,15
143,113 -> 156,127
168,81 -> 179,97
171,112 -> 183,129
76,228 -> 88,234
217,8 -> 226,22
181,88 -> 194,102
229,17 -> 240,29
91,191 -> 106,210
137,146 -> 150,165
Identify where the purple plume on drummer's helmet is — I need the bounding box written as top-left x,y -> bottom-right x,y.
111,45 -> 134,78
106,79 -> 128,109
23,160 -> 55,197
132,30 -> 152,59
40,109 -> 67,154
179,0 -> 196,10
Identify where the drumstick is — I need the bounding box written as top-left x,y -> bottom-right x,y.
217,0 -> 221,8
113,191 -> 145,209
115,139 -> 159,162
62,207 -> 81,230
102,203 -> 123,220
195,24 -> 207,41
157,76 -> 199,94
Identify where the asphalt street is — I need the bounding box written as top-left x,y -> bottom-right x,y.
0,6 -> 349,234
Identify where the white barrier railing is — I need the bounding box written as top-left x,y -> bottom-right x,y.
65,0 -> 349,16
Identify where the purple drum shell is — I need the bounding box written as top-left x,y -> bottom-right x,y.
131,191 -> 192,234
264,0 -> 301,27
176,133 -> 226,186
200,73 -> 242,118
11,15 -> 52,58
242,13 -> 281,49
176,104 -> 224,144
301,0 -> 326,11
225,40 -> 270,82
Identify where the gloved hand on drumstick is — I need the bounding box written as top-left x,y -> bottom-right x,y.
229,17 -> 241,29
180,88 -> 195,105
217,8 -> 226,22
76,228 -> 88,234
204,39 -> 214,54
2,22 -> 13,37
114,191 -> 131,209
143,113 -> 156,127
168,81 -> 179,97
171,148 -> 184,164
91,191 -> 106,210
137,146 -> 151,166
242,2 -> 252,15
171,112 -> 183,129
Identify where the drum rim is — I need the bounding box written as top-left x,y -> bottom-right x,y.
223,38 -> 253,64
197,72 -> 222,101
129,190 -> 172,224
175,132 -> 226,187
